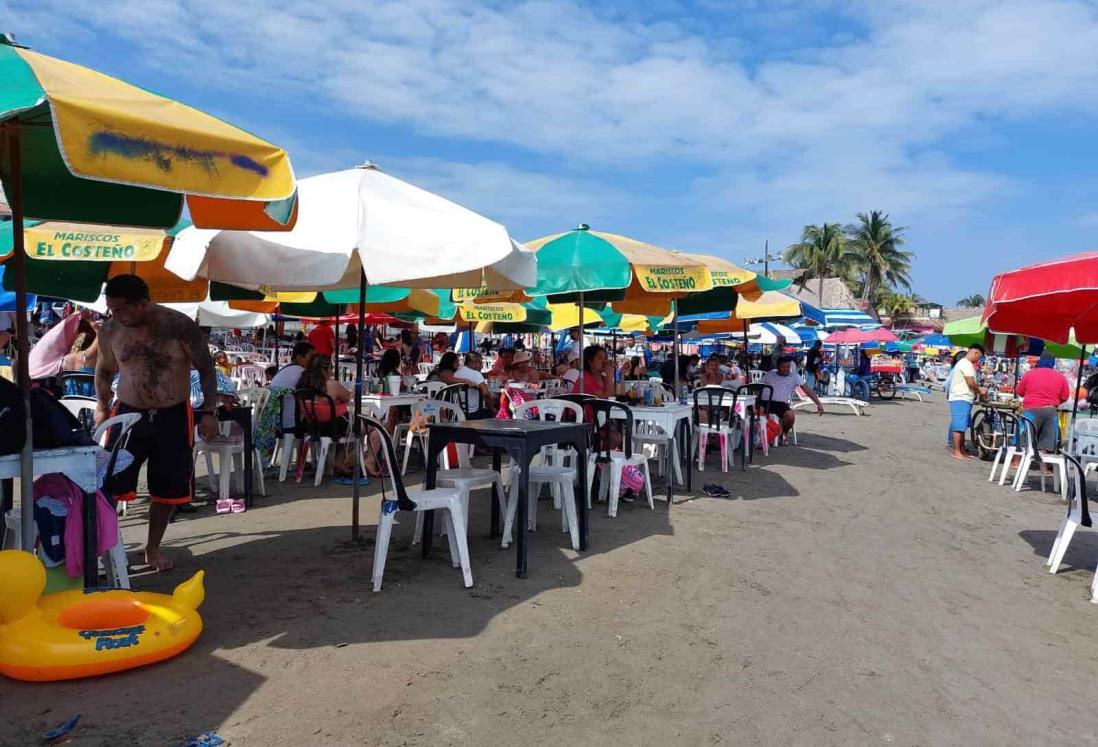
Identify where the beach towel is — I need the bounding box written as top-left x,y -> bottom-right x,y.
28,314 -> 81,381
33,473 -> 119,579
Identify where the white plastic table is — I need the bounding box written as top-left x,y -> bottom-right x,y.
361,393 -> 428,416
0,445 -> 100,552
611,403 -> 693,504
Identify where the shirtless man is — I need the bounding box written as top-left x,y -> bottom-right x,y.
94,275 -> 219,571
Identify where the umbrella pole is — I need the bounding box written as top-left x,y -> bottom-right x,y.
673,299 -> 680,402
468,320 -> 474,355
7,127 -> 36,556
579,293 -> 585,393
333,314 -> 339,380
351,270 -> 367,541
1072,345 -> 1087,435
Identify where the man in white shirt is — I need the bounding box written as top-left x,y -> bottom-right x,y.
560,351 -> 581,386
759,356 -> 824,442
268,342 -> 316,430
947,344 -> 986,460
453,351 -> 494,418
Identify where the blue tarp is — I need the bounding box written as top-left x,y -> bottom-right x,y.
0,266 -> 36,312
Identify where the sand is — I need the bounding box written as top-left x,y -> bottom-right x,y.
4,397 -> 1098,746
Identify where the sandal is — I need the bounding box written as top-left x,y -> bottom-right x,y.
216,498 -> 233,514
230,498 -> 246,513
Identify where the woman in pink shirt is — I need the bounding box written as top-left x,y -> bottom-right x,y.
574,345 -> 615,398
1015,356 -> 1070,451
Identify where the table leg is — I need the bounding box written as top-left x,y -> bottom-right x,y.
667,424 -> 675,506
513,445 -> 529,578
683,419 -> 692,494
421,432 -> 445,558
490,448 -> 502,538
575,437 -> 589,551
243,413 -> 254,508
83,489 -> 97,588
747,406 -> 754,465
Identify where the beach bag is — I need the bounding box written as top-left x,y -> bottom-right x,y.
0,377 -> 25,456
29,388 -> 93,449
765,417 -> 782,445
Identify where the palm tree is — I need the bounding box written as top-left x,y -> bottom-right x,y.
957,294 -> 985,308
784,223 -> 848,306
846,211 -> 913,305
876,289 -> 915,320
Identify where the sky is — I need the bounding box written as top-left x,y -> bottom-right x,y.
4,0 -> 1098,305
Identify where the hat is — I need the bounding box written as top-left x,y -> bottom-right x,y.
512,351 -> 533,364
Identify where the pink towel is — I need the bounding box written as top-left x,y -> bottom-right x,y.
28,314 -> 81,381
33,473 -> 119,579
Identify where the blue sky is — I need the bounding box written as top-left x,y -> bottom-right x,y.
5,0 -> 1098,305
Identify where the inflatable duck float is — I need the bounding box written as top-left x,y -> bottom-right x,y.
0,550 -> 205,681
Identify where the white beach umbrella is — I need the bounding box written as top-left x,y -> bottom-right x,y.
80,296 -> 269,328
747,322 -> 801,345
165,163 -> 535,291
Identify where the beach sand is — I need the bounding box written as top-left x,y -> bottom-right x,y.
3,398 -> 1097,745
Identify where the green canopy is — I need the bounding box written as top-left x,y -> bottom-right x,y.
944,314 -> 1086,358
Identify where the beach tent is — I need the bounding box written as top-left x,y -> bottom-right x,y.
826,327 -> 899,344
748,322 -> 801,345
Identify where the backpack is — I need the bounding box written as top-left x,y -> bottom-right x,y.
0,377 -> 26,456
29,388 -> 94,449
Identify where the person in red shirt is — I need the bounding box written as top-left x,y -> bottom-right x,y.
307,320 -> 336,359
1015,356 -> 1070,452
574,344 -> 614,398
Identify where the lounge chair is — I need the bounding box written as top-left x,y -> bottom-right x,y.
791,388 -> 868,416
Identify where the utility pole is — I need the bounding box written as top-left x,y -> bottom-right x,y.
744,239 -> 780,278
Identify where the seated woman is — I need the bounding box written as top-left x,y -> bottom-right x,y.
697,354 -> 726,388
297,356 -> 360,483
620,355 -> 648,381
214,351 -> 235,378
427,351 -> 461,384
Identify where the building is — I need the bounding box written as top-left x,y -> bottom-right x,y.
769,271 -> 864,311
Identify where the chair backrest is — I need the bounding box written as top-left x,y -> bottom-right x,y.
359,415 -> 418,511
587,398 -> 635,459
235,364 -> 265,389
748,369 -> 764,384
1061,452 -> 1090,524
416,381 -> 447,397
236,387 -> 264,407
418,362 -> 434,377
737,383 -> 775,409
1018,413 -> 1038,452
93,411 -> 142,445
59,398 -> 96,433
513,398 -> 584,424
293,387 -> 342,439
555,393 -> 595,408
692,385 -> 738,430
436,382 -> 475,417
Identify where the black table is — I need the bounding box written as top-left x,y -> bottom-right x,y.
422,419 -> 590,578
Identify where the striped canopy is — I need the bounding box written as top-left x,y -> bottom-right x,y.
800,304 -> 877,329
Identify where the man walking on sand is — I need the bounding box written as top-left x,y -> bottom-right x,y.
95,275 -> 220,571
947,343 -> 987,460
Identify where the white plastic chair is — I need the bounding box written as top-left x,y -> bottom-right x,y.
1010,415 -> 1067,500
585,399 -> 654,517
416,380 -> 447,397
193,389 -> 269,505
503,399 -> 585,548
748,369 -> 764,384
410,402 -> 507,544
1043,454 -> 1098,602
692,386 -> 743,472
359,415 -> 472,591
987,411 -> 1025,484
294,389 -> 365,487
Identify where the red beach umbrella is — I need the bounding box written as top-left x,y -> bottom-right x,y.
982,252 -> 1098,344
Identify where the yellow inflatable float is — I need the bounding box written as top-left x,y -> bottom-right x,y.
0,550 -> 205,681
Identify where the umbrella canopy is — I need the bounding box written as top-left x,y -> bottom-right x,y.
749,322 -> 801,345
167,164 -> 534,292
0,218 -> 203,301
827,327 -> 899,344
676,256 -> 792,316
1,33 -> 298,563
458,300 -> 551,327
0,36 -> 296,229
883,341 -> 914,353
983,252 -> 1098,344
525,224 -> 713,314
686,291 -> 802,333
79,295 -> 271,329
791,324 -> 829,344
917,333 -> 951,347
942,315 -> 986,347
